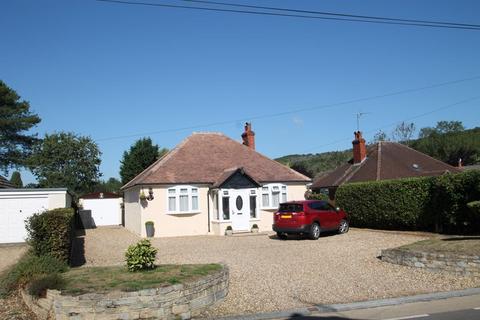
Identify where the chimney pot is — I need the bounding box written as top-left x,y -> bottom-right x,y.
352,131 -> 366,164
241,122 -> 255,150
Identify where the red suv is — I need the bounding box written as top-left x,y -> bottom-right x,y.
273,200 -> 349,240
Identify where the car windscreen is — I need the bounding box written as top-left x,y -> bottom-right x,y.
278,203 -> 303,212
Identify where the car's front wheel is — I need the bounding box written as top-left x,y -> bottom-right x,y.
308,223 -> 320,240
338,219 -> 349,234
277,232 -> 288,240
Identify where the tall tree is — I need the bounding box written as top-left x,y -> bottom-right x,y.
0,80 -> 41,173
419,120 -> 465,138
372,130 -> 388,143
392,121 -> 416,143
9,171 -> 23,188
28,132 -> 102,196
94,177 -> 123,193
120,138 -> 167,185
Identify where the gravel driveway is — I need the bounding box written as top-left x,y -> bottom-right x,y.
74,227 -> 480,317
0,244 -> 27,273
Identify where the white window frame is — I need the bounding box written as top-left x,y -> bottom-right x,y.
260,183 -> 287,209
166,185 -> 200,214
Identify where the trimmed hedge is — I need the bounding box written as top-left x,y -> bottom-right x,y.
25,208 -> 75,263
335,170 -> 480,234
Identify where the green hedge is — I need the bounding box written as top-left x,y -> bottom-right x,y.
25,208 -> 75,263
335,170 -> 480,234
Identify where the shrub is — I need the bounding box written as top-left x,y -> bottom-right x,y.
335,170 -> 480,234
125,239 -> 157,272
0,252 -> 68,297
305,191 -> 329,201
28,273 -> 66,297
26,208 -> 75,263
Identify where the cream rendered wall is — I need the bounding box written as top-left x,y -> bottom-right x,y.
255,183 -> 307,233
124,187 -> 142,236
48,191 -> 71,209
140,186 -> 210,238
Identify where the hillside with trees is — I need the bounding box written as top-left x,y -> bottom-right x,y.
277,121 -> 480,179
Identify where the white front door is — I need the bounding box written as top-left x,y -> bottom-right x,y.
230,189 -> 250,231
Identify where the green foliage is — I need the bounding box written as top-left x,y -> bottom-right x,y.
145,221 -> 154,226
25,208 -> 75,263
391,121 -> 416,143
28,132 -> 102,196
0,252 -> 67,297
410,127 -> 480,166
467,201 -> 480,216
93,177 -> 122,193
276,150 -> 351,179
9,171 -> 23,188
336,171 -> 480,234
125,239 -> 157,272
28,273 -> 66,297
0,80 -> 41,173
120,137 -> 166,185
419,120 -> 465,138
305,190 -> 329,201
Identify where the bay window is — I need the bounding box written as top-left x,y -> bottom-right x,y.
261,184 -> 287,209
167,186 -> 200,213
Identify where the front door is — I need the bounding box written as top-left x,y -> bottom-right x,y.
230,189 -> 250,231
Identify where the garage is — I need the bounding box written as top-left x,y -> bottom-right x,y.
0,188 -> 72,244
79,192 -> 122,228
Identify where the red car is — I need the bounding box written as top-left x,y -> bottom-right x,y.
272,200 -> 349,240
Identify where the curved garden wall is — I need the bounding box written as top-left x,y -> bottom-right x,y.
22,265 -> 229,320
382,248 -> 480,277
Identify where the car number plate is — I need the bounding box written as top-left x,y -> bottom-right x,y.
281,215 -> 292,219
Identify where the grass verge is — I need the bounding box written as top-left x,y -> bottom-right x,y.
62,264 -> 222,295
399,236 -> 480,256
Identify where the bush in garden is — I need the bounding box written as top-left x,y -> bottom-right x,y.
25,208 -> 75,263
28,273 -> 66,297
125,239 -> 157,272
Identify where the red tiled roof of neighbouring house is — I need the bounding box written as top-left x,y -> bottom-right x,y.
312,141 -> 461,189
0,175 -> 15,189
122,133 -> 311,189
80,192 -> 122,199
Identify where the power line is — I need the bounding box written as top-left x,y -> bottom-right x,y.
184,0 -> 480,29
300,95 -> 480,153
96,0 -> 480,31
96,75 -> 480,142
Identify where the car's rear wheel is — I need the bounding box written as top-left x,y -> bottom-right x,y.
277,232 -> 288,240
338,219 -> 349,234
308,223 -> 320,240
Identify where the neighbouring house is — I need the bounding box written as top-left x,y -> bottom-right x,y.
122,123 -> 311,237
0,188 -> 72,243
79,192 -> 123,228
0,175 -> 15,188
312,131 -> 462,199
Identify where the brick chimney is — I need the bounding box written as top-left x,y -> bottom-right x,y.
352,131 -> 366,164
241,122 -> 255,150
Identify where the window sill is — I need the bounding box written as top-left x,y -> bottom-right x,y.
260,207 -> 279,211
166,211 -> 201,215
211,220 -> 231,223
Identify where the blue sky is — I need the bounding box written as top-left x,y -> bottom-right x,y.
1,0 -> 479,184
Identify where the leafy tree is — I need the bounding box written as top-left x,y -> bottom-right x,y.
372,130 -> 388,143
28,132 -> 102,196
94,177 -> 122,193
290,161 -> 314,178
392,121 -> 416,143
9,171 -> 23,188
0,80 -> 41,173
418,120 -> 465,138
120,138 -> 167,185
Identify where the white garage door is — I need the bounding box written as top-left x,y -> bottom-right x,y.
0,196 -> 48,243
80,198 -> 121,227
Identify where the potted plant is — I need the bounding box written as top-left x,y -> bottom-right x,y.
251,224 -> 259,233
139,190 -> 147,201
145,221 -> 155,237
225,225 -> 233,236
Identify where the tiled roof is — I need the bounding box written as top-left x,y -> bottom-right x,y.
122,133 -> 310,189
312,141 -> 461,189
0,175 -> 15,189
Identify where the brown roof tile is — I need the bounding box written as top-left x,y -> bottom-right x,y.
122,133 -> 310,189
0,175 -> 15,189
312,141 -> 461,189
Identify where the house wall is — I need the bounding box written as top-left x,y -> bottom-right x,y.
124,187 -> 142,236
139,185 -> 210,238
48,192 -> 71,209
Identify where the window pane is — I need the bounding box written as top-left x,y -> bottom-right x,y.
272,192 -> 280,207
192,195 -> 198,210
180,188 -> 188,194
262,193 -> 269,207
272,186 -> 279,191
262,187 -> 268,192
281,186 -> 286,191
222,197 -> 230,220
168,196 -> 176,211
213,194 -> 219,220
250,196 -> 256,218
192,188 -> 198,194
180,195 -> 188,211
281,192 -> 287,203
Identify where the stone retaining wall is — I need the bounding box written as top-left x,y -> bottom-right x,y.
382,248 -> 480,277
22,265 -> 229,320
